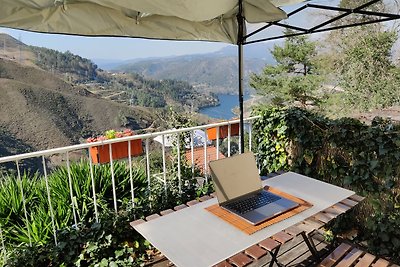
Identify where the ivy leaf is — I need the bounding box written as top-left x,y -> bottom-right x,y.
343,176 -> 353,185
369,160 -> 379,170
99,258 -> 109,267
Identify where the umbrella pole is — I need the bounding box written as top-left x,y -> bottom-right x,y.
238,0 -> 245,154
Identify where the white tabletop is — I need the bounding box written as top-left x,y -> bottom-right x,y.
133,172 -> 354,267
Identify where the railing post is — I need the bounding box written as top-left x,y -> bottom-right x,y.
203,131 -> 207,181
216,127 -> 220,160
177,134 -> 182,194
66,153 -> 78,230
128,141 -> 135,209
109,144 -> 118,213
162,135 -> 167,199
15,160 -> 32,246
88,149 -> 99,222
228,124 -> 231,157
191,130 -> 195,176
145,138 -> 151,194
248,122 -> 252,152
42,156 -> 57,245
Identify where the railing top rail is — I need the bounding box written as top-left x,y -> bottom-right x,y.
0,116 -> 260,164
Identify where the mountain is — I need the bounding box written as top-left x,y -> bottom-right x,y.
24,42 -> 218,110
0,33 -> 219,161
113,43 -> 276,95
0,56 -> 156,159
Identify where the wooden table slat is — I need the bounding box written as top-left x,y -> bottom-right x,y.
373,258 -> 391,267
146,214 -> 161,221
314,212 -> 333,224
244,245 -> 268,260
214,260 -> 234,267
354,253 -> 376,267
335,247 -> 364,267
173,204 -> 187,211
258,238 -> 280,251
295,221 -> 318,234
304,217 -> 325,229
318,243 -> 352,267
187,200 -> 200,206
333,202 -> 352,213
272,231 -> 293,244
340,198 -> 358,207
284,225 -> 304,236
160,209 -> 174,216
348,194 -> 365,202
228,252 -> 253,267
324,206 -> 344,217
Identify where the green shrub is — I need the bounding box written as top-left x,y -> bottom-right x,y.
1,161 -> 147,247
1,158 -> 212,266
253,106 -> 400,261
7,210 -> 149,267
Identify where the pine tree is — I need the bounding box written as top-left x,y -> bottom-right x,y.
323,0 -> 400,111
250,29 -> 323,107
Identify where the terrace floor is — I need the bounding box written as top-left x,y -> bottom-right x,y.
145,229 -> 332,266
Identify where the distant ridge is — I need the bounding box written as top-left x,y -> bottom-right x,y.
110,43 -> 275,94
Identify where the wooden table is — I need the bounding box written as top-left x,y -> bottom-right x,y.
132,172 -> 362,267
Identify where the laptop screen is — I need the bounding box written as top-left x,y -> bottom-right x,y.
209,152 -> 262,204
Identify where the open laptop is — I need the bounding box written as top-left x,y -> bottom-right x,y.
209,152 -> 299,225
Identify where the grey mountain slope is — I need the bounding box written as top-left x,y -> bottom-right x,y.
0,58 -> 155,158
111,43 -> 275,94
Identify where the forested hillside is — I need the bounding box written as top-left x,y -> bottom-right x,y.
114,49 -> 271,95
28,44 -> 218,110
30,46 -> 98,81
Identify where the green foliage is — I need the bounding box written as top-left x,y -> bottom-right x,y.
7,211 -> 148,267
30,47 -> 98,81
0,155 -> 211,265
252,106 -> 289,174
28,45 -> 217,110
336,30 -> 400,110
0,161 -> 147,247
96,71 -> 218,109
253,106 -> 400,261
250,30 -> 323,107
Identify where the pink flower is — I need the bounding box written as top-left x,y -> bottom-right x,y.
123,129 -> 134,136
86,129 -> 135,143
97,136 -> 107,141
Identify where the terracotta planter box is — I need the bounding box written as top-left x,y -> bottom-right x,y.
89,139 -> 142,164
206,123 -> 240,140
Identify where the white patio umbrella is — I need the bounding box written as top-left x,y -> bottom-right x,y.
0,0 -> 305,152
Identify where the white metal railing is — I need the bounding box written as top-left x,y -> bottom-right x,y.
0,116 -> 260,255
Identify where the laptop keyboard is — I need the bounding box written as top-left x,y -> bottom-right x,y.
224,191 -> 281,214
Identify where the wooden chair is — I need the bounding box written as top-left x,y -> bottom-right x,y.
318,242 -> 399,267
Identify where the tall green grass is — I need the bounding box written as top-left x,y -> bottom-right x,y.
0,160 -> 147,247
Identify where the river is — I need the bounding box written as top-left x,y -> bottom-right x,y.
199,93 -> 251,120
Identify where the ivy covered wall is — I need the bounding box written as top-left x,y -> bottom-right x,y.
253,106 -> 400,261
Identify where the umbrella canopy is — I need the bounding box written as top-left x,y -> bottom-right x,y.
0,0 -> 297,44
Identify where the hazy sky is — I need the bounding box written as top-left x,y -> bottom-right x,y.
0,27 -> 230,61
